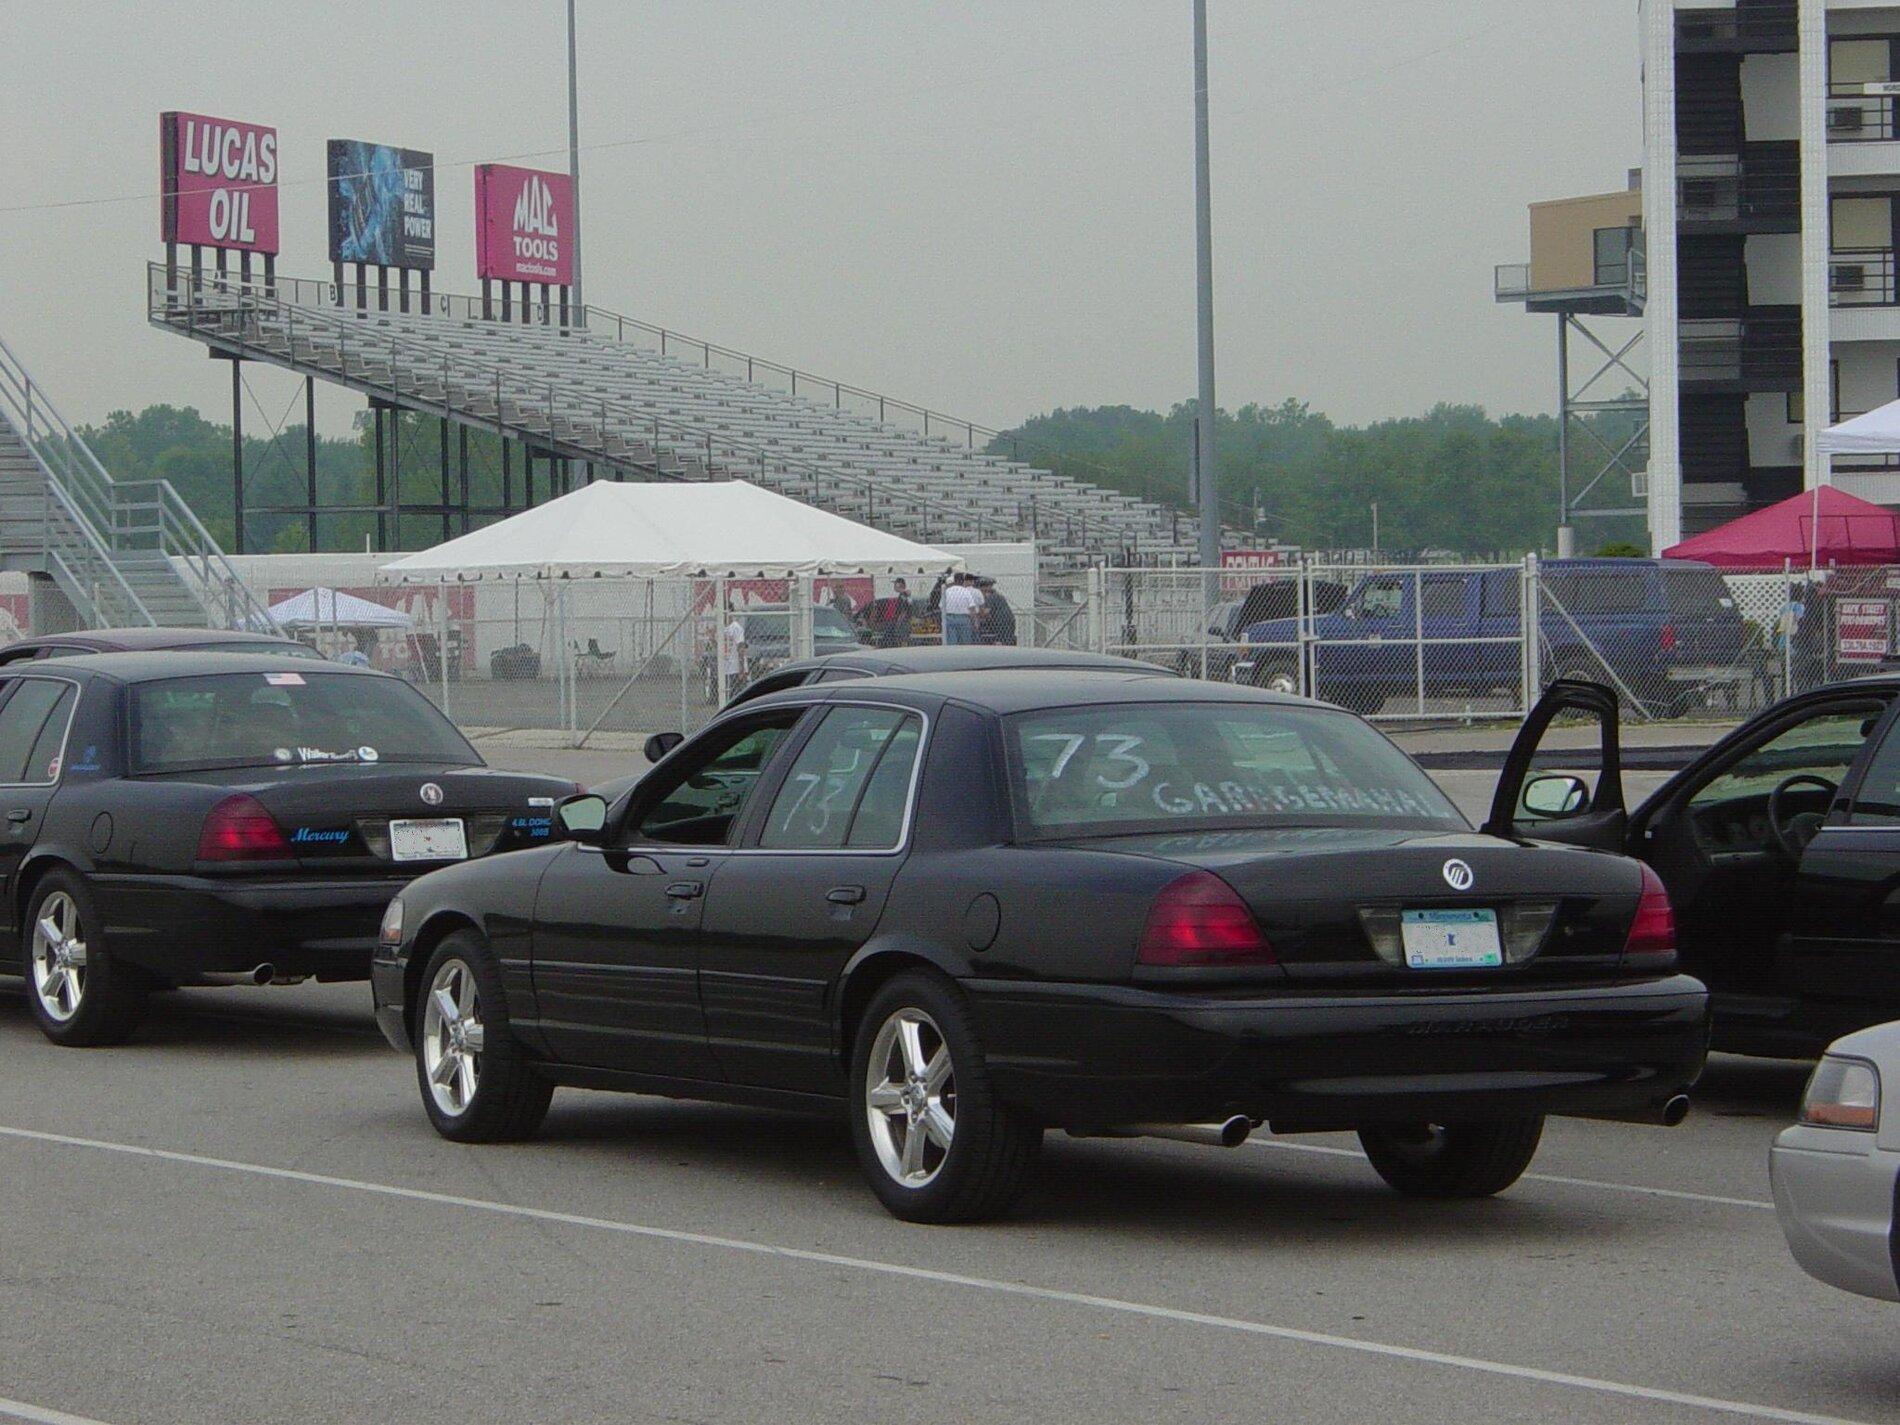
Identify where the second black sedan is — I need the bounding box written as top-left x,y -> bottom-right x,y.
375,671 -> 1709,1223
0,652 -> 577,1046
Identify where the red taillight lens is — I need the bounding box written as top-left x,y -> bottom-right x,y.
1138,871 -> 1275,967
198,794 -> 291,862
1659,623 -> 1678,653
1622,863 -> 1676,965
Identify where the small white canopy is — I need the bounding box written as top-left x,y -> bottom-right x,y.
262,586 -> 412,629
378,480 -> 960,582
1819,400 -> 1900,455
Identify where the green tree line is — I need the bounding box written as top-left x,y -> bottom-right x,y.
77,396 -> 1642,559
991,399 -> 1647,556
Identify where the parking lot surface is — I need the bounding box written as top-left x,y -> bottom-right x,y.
0,753 -> 1892,1425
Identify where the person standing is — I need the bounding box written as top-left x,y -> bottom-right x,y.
721,608 -> 749,693
941,572 -> 982,646
975,576 -> 1016,645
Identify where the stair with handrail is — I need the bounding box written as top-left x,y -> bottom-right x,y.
0,332 -> 277,634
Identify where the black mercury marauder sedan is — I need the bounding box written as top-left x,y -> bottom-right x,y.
375,670 -> 1709,1223
1493,675 -> 1900,1054
0,652 -> 575,1046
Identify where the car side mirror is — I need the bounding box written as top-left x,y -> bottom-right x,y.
556,793 -> 611,845
1519,773 -> 1591,822
644,731 -> 685,764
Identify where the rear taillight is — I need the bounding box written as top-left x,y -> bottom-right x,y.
1659,623 -> 1678,653
1138,872 -> 1275,967
1621,863 -> 1676,965
198,794 -> 291,862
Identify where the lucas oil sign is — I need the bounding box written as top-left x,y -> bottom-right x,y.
160,111 -> 279,254
474,163 -> 574,284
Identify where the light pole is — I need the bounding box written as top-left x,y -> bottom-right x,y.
566,0 -> 584,311
1191,0 -> 1220,575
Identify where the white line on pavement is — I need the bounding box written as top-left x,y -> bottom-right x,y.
0,1395 -> 118,1425
1249,1138 -> 1778,1210
0,1123 -> 1863,1425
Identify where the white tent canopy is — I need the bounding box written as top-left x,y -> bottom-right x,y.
378,480 -> 960,582
1819,400 -> 1900,455
261,586 -> 412,629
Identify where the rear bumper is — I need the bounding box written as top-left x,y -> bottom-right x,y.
966,974 -> 1711,1128
1771,1126 -> 1900,1302
95,872 -> 404,983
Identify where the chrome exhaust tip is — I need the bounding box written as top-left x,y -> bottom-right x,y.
194,964 -> 275,987
1126,1115 -> 1256,1149
1569,1094 -> 1691,1128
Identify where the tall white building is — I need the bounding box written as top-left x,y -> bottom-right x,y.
1645,0 -> 1900,547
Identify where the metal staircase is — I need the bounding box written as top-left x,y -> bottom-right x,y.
0,333 -> 276,632
148,265 -> 1204,567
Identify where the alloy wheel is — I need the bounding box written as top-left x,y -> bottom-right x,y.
30,891 -> 87,1023
865,1007 -> 956,1188
420,958 -> 485,1117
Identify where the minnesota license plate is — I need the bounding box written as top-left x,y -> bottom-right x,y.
1400,908 -> 1502,969
389,818 -> 468,863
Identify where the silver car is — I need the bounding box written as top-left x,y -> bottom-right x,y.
1770,1023 -> 1900,1302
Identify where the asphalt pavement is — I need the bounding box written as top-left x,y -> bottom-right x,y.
0,750 -> 1891,1425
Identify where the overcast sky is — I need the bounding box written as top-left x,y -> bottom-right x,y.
0,1 -> 1640,443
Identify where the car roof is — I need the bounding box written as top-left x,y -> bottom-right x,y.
15,650 -> 376,684
787,647 -> 1180,677
748,666 -> 1318,716
0,627 -> 304,653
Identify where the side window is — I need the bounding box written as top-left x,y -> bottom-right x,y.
1420,579 -> 1467,620
847,718 -> 924,848
815,667 -> 872,684
1848,712 -> 1900,824
0,680 -> 76,783
758,707 -> 913,850
632,713 -> 802,847
1689,704 -> 1879,835
1357,578 -> 1404,620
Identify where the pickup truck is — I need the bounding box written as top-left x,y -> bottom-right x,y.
1233,558 -> 1751,716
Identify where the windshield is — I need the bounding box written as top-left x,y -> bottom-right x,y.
1008,702 -> 1463,836
129,671 -> 479,774
746,609 -> 857,640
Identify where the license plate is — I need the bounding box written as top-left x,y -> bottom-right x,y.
1400,909 -> 1502,969
389,818 -> 468,863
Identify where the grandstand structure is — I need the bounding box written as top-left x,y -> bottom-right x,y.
147,265 -> 1207,568
0,331 -> 275,632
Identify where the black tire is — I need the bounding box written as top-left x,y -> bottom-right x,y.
21,868 -> 147,1047
413,930 -> 553,1143
848,971 -> 1041,1223
1357,1117 -> 1544,1199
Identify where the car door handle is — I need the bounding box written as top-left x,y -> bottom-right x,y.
827,885 -> 866,905
6,809 -> 31,824
665,881 -> 704,901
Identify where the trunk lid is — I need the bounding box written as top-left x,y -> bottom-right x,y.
1064,826 -> 1643,985
151,762 -> 574,873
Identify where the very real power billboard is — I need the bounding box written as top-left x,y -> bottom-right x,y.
327,139 -> 436,270
474,163 -> 574,285
160,111 -> 279,254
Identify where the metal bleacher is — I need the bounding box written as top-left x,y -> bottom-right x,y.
146,265 -> 1198,567
0,330 -> 277,632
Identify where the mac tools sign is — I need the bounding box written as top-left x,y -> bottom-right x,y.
160,111 -> 279,253
474,164 -> 574,284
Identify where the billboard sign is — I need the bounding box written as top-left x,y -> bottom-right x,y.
1837,599 -> 1892,664
474,164 -> 574,284
160,111 -> 279,254
327,140 -> 435,269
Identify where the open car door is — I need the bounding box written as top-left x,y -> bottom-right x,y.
1483,678 -> 1626,850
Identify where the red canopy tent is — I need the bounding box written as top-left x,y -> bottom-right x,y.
1660,486 -> 1900,568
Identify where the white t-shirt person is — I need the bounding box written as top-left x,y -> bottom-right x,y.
941,582 -> 983,620
720,617 -> 747,677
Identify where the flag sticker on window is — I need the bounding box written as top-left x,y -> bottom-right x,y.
264,672 -> 306,686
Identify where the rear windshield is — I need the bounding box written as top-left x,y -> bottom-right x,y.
128,671 -> 478,774
175,641 -> 329,660
1007,702 -> 1463,836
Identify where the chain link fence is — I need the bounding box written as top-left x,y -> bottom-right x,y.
19,555 -> 1898,740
